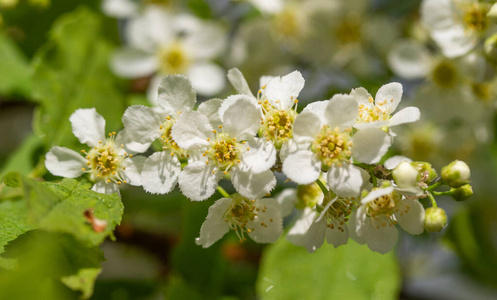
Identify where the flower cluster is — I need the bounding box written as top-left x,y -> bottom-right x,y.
45,71 -> 473,253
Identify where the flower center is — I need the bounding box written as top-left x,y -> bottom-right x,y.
324,198 -> 354,232
461,2 -> 489,33
334,16 -> 362,45
365,189 -> 403,228
357,97 -> 392,123
158,42 -> 189,74
82,133 -> 128,185
259,107 -> 296,149
160,116 -> 187,158
471,82 -> 494,103
432,60 -> 458,88
311,126 -> 352,168
223,195 -> 269,242
204,132 -> 243,172
273,7 -> 300,39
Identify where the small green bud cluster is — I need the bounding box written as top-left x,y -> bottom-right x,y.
424,207 -> 447,232
441,160 -> 471,188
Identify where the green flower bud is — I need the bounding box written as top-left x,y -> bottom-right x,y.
296,182 -> 323,210
392,162 -> 419,188
424,207 -> 447,232
441,160 -> 470,188
450,184 -> 473,202
485,34 -> 497,62
411,161 -> 437,183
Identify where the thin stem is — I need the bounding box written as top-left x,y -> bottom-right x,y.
427,181 -> 443,192
315,179 -> 329,196
432,191 -> 452,197
426,192 -> 438,208
217,186 -> 230,198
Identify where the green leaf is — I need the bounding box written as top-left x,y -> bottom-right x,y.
0,33 -> 32,97
32,7 -> 126,149
0,231 -> 104,300
256,239 -> 401,300
61,268 -> 101,299
0,201 -> 35,254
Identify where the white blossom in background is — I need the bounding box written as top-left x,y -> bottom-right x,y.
227,68 -> 304,152
421,0 -> 492,58
196,193 -> 283,247
111,5 -> 227,100
171,94 -> 276,201
45,108 -> 146,195
353,184 -> 425,254
350,82 -> 420,131
101,0 -> 139,18
282,94 -> 391,197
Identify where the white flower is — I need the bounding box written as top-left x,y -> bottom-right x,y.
171,95 -> 276,201
228,68 -> 304,150
421,0 -> 491,58
101,0 -> 139,18
45,108 -> 146,195
195,193 -> 283,247
243,0 -> 283,14
351,82 -> 420,130
111,6 -> 227,98
122,75 -> 219,195
282,95 -> 391,197
353,185 -> 425,254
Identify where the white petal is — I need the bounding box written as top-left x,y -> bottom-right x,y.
227,68 -> 254,97
115,129 -> 151,154
171,110 -> 213,150
183,22 -> 226,60
92,181 -> 120,195
122,105 -> 162,144
70,108 -> 106,147
157,75 -> 197,114
231,167 -> 276,199
259,76 -> 274,88
361,187 -> 395,205
247,198 -> 283,243
350,87 -> 373,107
265,71 -> 305,109
389,107 -> 420,126
325,223 -> 349,248
249,0 -> 283,14
324,94 -> 358,128
126,7 -> 173,49
384,155 -> 412,170
110,48 -> 157,79
196,198 -> 232,248
178,161 -> 220,201
348,210 -> 366,244
287,208 -> 325,253
121,156 -> 146,186
45,147 -> 86,178
101,0 -> 138,18
282,150 -> 321,185
279,139 -> 300,162
375,82 -> 403,114
327,164 -> 363,197
302,100 -> 329,123
387,40 -> 432,79
141,151 -> 181,194
292,110 -> 321,144
432,26 -> 476,58
197,98 -> 223,128
352,128 -> 392,164
275,188 -> 297,217
363,216 -> 398,254
219,95 -> 261,140
241,138 -> 276,173
188,63 -> 226,97
395,199 -> 425,235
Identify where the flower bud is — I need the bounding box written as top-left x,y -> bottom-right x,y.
485,34 -> 497,62
449,184 -> 473,202
392,162 -> 419,188
411,161 -> 437,183
441,160 -> 470,188
296,182 -> 323,210
424,207 -> 447,232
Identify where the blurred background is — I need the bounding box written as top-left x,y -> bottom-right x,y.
1,0 -> 497,299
